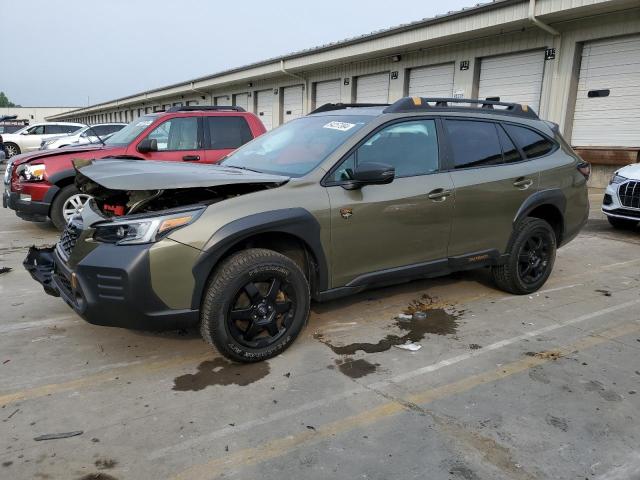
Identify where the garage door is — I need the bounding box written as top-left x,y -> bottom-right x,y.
282,85 -> 304,123
233,93 -> 250,111
572,35 -> 640,147
314,79 -> 341,108
478,50 -> 545,113
356,72 -> 389,103
214,95 -> 231,106
408,63 -> 455,98
256,90 -> 274,130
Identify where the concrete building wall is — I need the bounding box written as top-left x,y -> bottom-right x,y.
0,107 -> 80,124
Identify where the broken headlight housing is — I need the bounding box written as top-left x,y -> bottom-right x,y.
92,206 -> 204,245
19,163 -> 46,182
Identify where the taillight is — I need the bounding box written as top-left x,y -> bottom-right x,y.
577,161 -> 591,180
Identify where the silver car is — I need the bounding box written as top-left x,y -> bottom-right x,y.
40,123 -> 127,150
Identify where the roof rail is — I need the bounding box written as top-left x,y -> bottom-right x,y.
383,97 -> 539,119
310,102 -> 390,114
166,105 -> 246,113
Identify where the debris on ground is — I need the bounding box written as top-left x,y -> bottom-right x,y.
396,313 -> 412,321
469,344 -> 482,350
412,311 -> 427,321
0,267 -> 12,275
525,351 -> 562,360
4,408 -> 20,421
2,359 -> 9,365
34,430 -> 83,441
394,342 -> 422,352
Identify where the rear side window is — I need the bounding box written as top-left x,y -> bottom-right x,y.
206,117 -> 253,150
503,124 -> 554,159
445,120 -> 503,168
497,125 -> 522,163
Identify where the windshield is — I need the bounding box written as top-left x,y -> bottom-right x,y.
104,115 -> 157,146
222,115 -> 372,177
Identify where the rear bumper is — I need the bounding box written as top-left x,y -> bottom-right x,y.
24,244 -> 199,331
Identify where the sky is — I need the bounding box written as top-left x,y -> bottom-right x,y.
3,0 -> 480,107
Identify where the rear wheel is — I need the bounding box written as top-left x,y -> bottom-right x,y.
200,248 -> 310,362
491,217 -> 556,295
50,185 -> 92,230
4,143 -> 20,158
607,216 -> 638,230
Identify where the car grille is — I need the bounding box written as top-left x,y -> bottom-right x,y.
619,181 -> 640,209
57,218 -> 82,260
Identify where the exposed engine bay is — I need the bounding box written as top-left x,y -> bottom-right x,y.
73,158 -> 290,217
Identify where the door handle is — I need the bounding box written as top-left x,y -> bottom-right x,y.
182,155 -> 200,161
427,188 -> 452,201
513,177 -> 533,189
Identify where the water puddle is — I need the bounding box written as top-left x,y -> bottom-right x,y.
173,357 -> 270,391
315,294 -> 462,356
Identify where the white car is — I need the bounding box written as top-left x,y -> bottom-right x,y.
602,163 -> 640,229
2,122 -> 85,158
40,123 -> 127,150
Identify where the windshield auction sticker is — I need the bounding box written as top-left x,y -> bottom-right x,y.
323,121 -> 356,132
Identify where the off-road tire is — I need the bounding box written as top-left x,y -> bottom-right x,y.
50,185 -> 89,231
491,217 -> 556,295
4,143 -> 20,158
607,216 -> 638,230
200,248 -> 310,363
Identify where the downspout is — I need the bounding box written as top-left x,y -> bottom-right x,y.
280,59 -> 309,111
528,0 -> 559,36
191,81 -> 213,105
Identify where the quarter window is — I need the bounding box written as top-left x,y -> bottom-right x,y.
206,117 -> 253,150
445,120 -> 503,168
147,117 -> 198,151
497,125 -> 522,163
503,124 -> 554,159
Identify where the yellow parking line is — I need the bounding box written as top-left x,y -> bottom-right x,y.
170,322 -> 640,480
0,352 -> 211,406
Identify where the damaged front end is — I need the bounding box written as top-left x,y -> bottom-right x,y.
24,246 -> 59,297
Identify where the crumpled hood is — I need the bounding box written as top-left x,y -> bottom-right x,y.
9,144 -> 110,166
74,158 -> 290,190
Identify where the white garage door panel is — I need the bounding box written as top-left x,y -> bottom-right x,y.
315,80 -> 341,108
282,85 -> 304,122
214,95 -> 230,106
256,90 -> 274,130
478,50 -> 544,113
234,93 -> 250,111
408,63 -> 455,97
356,73 -> 389,103
572,35 -> 640,147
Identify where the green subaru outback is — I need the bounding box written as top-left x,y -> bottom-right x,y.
25,97 -> 590,362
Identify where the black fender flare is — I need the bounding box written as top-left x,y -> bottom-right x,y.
513,188 -> 566,242
190,208 -> 329,310
48,167 -> 77,187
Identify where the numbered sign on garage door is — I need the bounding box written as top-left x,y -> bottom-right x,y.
356,72 -> 390,103
314,79 -> 341,108
572,35 -> 640,147
233,93 -> 250,111
478,50 -> 545,113
282,85 -> 304,123
256,90 -> 274,130
408,63 -> 455,98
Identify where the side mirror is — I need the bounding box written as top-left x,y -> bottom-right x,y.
137,138 -> 158,153
343,162 -> 395,190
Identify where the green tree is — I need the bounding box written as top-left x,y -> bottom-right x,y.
0,92 -> 20,108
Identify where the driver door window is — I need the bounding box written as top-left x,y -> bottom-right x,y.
328,119 -> 439,183
28,125 -> 45,135
147,117 -> 198,151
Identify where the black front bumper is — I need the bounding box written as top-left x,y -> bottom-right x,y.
24,244 -> 199,331
3,189 -> 50,222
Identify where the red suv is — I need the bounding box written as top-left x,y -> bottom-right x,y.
3,106 -> 266,230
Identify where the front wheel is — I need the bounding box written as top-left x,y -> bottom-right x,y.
491,218 -> 557,295
50,185 -> 92,230
200,248 -> 310,362
607,216 -> 638,230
